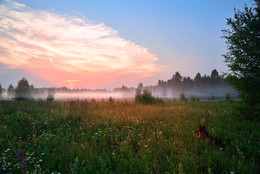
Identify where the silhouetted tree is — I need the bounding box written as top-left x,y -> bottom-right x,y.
121,85 -> 129,92
137,83 -> 143,90
210,69 -> 219,79
222,1 -> 260,119
172,71 -> 182,82
7,84 -> 15,98
47,88 -> 55,101
194,73 -> 202,83
168,71 -> 183,89
210,69 -> 221,84
202,74 -> 211,84
0,83 -> 2,98
15,78 -> 31,99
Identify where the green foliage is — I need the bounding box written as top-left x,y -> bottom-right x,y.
135,89 -> 163,104
194,72 -> 201,83
108,96 -> 114,103
7,85 -> 15,98
222,2 -> 260,119
210,95 -> 215,101
15,78 -> 31,100
0,100 -> 259,173
190,96 -> 196,101
0,83 -> 2,98
225,92 -> 232,101
47,88 -> 55,102
179,93 -> 187,101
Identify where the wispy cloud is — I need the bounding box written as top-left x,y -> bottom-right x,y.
0,0 -> 165,88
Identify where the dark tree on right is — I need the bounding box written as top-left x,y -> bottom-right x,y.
222,0 -> 260,119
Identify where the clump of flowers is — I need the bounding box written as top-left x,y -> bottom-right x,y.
17,149 -> 27,173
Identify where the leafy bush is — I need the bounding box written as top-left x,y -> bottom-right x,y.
179,93 -> 187,101
108,96 -> 114,103
190,96 -> 196,101
225,92 -> 232,101
0,83 -> 2,98
47,88 -> 55,102
210,95 -> 215,101
135,89 -> 163,104
15,78 -> 31,100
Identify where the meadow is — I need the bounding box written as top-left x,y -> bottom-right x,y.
0,99 -> 259,173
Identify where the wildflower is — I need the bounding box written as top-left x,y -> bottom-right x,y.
17,150 -> 23,161
22,158 -> 28,172
17,149 -> 28,173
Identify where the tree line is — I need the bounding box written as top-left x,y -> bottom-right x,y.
135,69 -> 237,99
0,69 -> 236,100
0,78 -> 54,100
157,69 -> 227,89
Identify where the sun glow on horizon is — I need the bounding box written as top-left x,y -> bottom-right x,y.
0,0 -> 165,88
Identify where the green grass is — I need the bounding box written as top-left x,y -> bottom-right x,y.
0,100 -> 259,173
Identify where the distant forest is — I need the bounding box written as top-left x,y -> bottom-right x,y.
145,69 -> 237,99
0,69 -> 237,100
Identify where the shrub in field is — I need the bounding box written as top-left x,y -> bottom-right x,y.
47,88 -> 55,102
15,78 -> 31,100
135,89 -> 163,104
109,96 -> 114,103
7,84 -> 15,98
190,96 -> 196,101
179,93 -> 187,101
225,92 -> 232,101
210,95 -> 215,100
0,83 -> 2,98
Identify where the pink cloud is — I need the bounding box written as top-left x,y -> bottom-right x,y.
0,0 -> 165,88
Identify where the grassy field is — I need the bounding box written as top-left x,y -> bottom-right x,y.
0,100 -> 259,173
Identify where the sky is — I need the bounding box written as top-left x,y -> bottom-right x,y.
0,0 -> 254,89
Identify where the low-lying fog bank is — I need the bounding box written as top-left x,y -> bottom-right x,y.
53,92 -> 134,100
0,89 -> 238,101
151,88 -> 238,99
0,91 -> 135,101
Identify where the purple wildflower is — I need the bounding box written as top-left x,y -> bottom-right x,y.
17,149 -> 28,173
22,158 -> 28,172
17,149 -> 23,161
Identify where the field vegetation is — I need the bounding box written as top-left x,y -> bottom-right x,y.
0,99 -> 259,173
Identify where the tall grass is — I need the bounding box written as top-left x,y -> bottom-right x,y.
0,100 -> 259,173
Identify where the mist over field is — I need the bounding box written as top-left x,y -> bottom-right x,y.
0,91 -> 132,100
1,86 -> 237,101
152,87 -> 237,99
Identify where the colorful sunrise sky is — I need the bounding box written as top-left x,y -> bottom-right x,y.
0,0 -> 254,89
